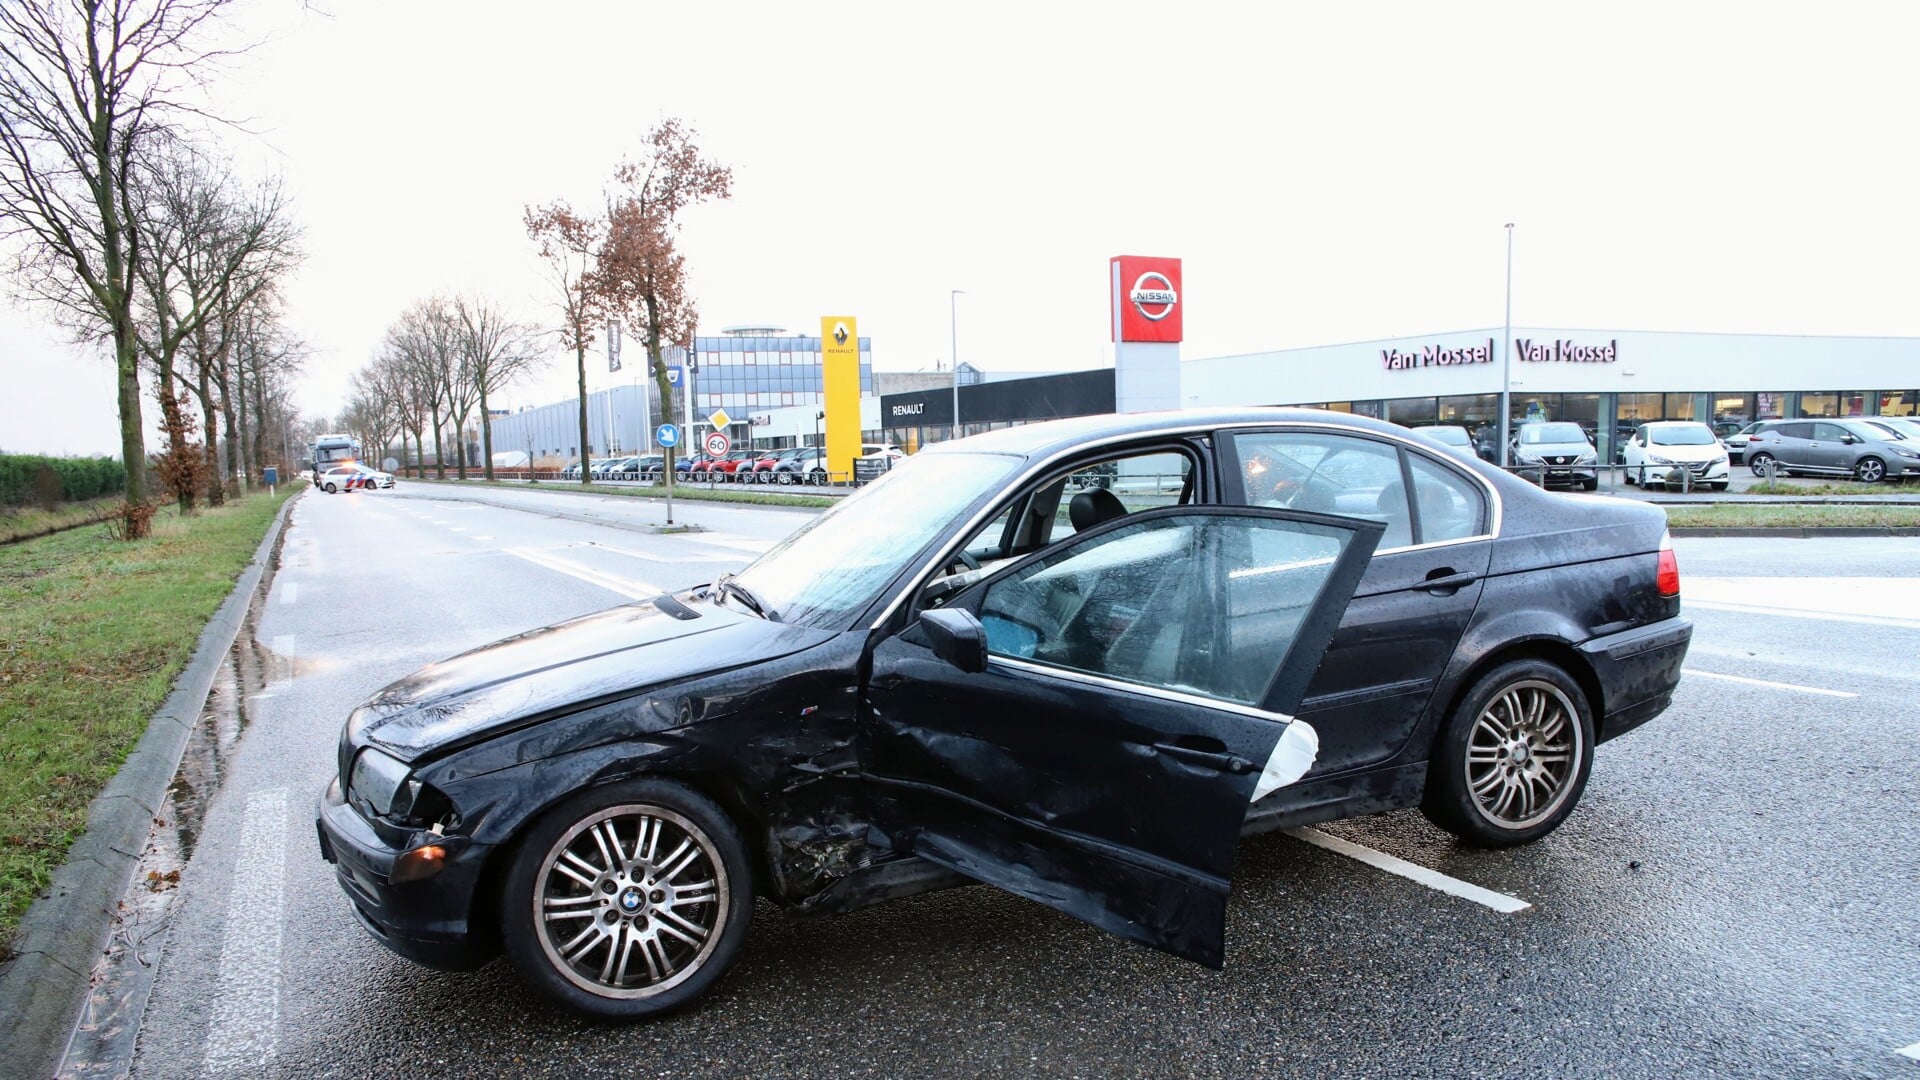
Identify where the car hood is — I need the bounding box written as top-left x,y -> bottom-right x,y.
1643,443 -> 1724,461
347,595 -> 830,764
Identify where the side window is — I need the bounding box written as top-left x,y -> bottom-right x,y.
1778,423 -> 1813,440
1236,433 -> 1411,550
1050,451 -> 1192,542
1407,454 -> 1485,542
1811,422 -> 1847,441
977,513 -> 1352,706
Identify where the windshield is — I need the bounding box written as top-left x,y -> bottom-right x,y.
1649,425 -> 1717,446
731,451 -> 1019,628
1519,423 -> 1586,445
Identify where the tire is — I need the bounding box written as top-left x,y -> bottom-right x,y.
1580,477 -> 1598,491
808,469 -> 826,486
777,471 -> 793,486
1623,469 -> 1636,486
324,482 -> 338,494
1748,452 -> 1776,477
1855,456 -> 1886,483
1421,659 -> 1595,847
500,778 -> 753,1020
1708,482 -> 1728,491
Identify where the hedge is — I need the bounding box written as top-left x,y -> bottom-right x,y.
0,454 -> 127,508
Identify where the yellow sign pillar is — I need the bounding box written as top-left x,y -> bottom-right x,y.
821,316 -> 861,482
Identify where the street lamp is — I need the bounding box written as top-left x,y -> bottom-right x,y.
950,289 -> 965,441
1499,222 -> 1515,468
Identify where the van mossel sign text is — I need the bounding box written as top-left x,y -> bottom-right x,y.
1382,337 -> 1619,370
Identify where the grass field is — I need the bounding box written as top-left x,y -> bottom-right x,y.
1663,503 -> 1920,529
0,498 -> 123,545
0,489 -> 291,951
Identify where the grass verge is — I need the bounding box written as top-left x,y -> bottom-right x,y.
416,477 -> 839,509
1663,503 -> 1920,529
1741,479 -> 1910,496
0,489 -> 291,950
0,498 -> 123,545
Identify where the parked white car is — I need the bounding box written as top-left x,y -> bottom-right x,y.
1621,421 -> 1731,490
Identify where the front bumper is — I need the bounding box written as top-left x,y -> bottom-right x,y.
315,777 -> 493,971
1518,460 -> 1598,486
1578,616 -> 1692,743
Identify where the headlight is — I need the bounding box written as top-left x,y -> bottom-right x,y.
1648,455 -> 1673,465
1575,450 -> 1597,464
1894,446 -> 1920,459
1514,451 -> 1541,465
349,747 -> 419,818
1711,454 -> 1728,465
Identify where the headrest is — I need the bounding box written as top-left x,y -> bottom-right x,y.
1069,487 -> 1127,532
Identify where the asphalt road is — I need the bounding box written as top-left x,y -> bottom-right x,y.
97,484 -> 1920,1078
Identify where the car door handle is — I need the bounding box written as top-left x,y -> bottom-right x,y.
1152,741 -> 1257,774
1415,570 -> 1478,594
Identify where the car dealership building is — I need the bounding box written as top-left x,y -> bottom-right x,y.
880,327 -> 1920,465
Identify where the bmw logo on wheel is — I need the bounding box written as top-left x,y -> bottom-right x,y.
1129,272 -> 1178,321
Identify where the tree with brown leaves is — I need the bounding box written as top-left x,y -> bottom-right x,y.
524,203 -> 602,485
598,119 -> 732,480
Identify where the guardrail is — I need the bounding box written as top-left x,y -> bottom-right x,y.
1497,461 -> 1729,494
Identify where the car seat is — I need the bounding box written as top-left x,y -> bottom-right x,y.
1068,487 -> 1127,533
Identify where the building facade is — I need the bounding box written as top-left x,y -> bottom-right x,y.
690,331 -> 873,416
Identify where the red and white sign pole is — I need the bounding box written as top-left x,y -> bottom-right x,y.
1110,255 -> 1184,413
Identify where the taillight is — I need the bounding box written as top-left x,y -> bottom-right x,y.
1656,531 -> 1680,597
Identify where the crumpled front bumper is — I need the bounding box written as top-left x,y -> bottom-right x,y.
315,777 -> 494,971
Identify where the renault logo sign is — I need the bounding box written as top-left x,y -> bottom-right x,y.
833,321 -> 850,346
1129,272 -> 1178,321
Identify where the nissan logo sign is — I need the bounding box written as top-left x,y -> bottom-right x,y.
1128,272 -> 1178,321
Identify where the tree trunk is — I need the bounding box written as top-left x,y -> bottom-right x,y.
452,408 -> 469,480
114,321 -> 148,532
156,356 -> 195,513
480,380 -> 495,482
431,411 -> 446,480
235,346 -> 251,486
576,341 -> 591,485
196,361 -> 225,507
217,345 -> 240,497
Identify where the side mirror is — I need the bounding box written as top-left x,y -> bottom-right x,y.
1841,434 -> 1858,444
920,607 -> 987,674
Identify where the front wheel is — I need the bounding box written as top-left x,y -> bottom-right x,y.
1855,456 -> 1886,483
1422,659 -> 1595,847
324,482 -> 338,494
501,779 -> 753,1020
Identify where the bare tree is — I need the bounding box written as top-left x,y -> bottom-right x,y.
132,134 -> 297,508
598,119 -> 732,481
384,298 -> 460,479
453,294 -> 544,481
0,0 -> 245,536
524,202 -> 602,485
342,367 -> 398,470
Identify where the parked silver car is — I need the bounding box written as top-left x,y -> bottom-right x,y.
1411,424 -> 1481,462
1745,419 -> 1920,482
1510,422 -> 1599,490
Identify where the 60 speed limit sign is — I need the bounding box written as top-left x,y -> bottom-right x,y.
703,431 -> 730,456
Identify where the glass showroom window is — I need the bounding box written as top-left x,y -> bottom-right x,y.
1879,390 -> 1916,417
1386,397 -> 1437,427
1618,393 -> 1663,425
1799,391 -> 1866,418
1661,393 -> 1695,421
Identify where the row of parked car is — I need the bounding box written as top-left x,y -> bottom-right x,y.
563,444 -> 906,486
1412,413 -> 1920,488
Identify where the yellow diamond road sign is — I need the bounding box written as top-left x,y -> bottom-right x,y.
708,408 -> 731,430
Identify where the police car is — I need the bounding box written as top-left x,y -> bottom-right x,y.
318,464 -> 396,493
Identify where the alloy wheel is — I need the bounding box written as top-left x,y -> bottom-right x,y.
533,804 -> 729,1000
1856,457 -> 1886,483
1465,679 -> 1583,829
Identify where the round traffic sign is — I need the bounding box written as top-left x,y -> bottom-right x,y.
656,423 -> 679,447
703,431 -> 730,456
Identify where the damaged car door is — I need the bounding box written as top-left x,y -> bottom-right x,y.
862,505 -> 1382,968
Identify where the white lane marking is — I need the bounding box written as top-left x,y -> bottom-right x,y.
504,547 -> 660,600
272,634 -> 294,656
597,545 -> 739,564
697,533 -> 777,555
278,582 -> 298,605
203,787 -> 289,1073
1681,668 -> 1857,699
1895,1041 -> 1920,1062
1687,599 -> 1920,632
1283,827 -> 1532,914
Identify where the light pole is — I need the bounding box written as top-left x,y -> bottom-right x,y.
950,289 -> 964,441
1499,222 -> 1515,468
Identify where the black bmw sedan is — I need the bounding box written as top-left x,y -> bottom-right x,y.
317,408 -> 1691,1018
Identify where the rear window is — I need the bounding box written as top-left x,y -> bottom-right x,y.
1518,423 -> 1586,445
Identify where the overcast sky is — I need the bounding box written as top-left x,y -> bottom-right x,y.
6,0 -> 1919,455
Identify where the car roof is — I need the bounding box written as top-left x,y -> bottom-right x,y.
916,407 -> 1428,460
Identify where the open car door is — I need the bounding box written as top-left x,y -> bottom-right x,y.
862,505 -> 1383,968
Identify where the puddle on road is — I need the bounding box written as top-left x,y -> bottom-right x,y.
60,516 -> 301,1078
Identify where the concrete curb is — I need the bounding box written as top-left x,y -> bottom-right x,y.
0,490 -> 303,1080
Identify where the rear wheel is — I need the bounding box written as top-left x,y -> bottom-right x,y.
1422,659 -> 1594,847
1855,456 -> 1887,483
1748,452 -> 1776,477
501,779 -> 752,1019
